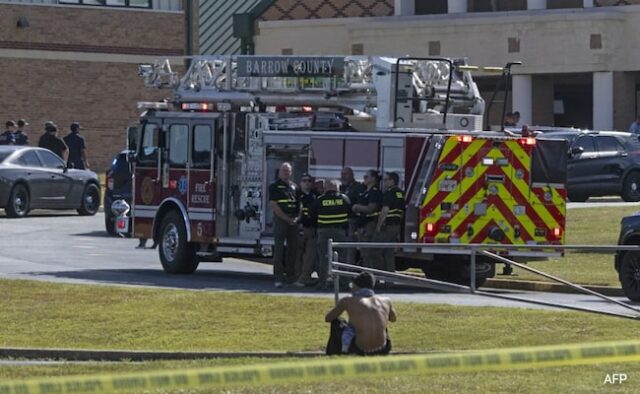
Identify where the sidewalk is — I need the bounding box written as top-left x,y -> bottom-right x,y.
486,277 -> 623,297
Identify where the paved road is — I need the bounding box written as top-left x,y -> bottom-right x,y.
0,210 -> 639,318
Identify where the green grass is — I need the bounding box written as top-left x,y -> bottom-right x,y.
1,279 -> 639,353
3,279 -> 640,392
1,359 -> 638,393
507,206 -> 640,286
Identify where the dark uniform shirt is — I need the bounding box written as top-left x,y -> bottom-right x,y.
38,132 -> 68,160
356,186 -> 383,227
311,190 -> 350,229
269,178 -> 300,216
0,130 -> 15,145
13,130 -> 29,146
382,186 -> 405,226
340,180 -> 366,218
297,189 -> 319,228
63,132 -> 86,169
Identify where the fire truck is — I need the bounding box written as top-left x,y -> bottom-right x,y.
129,55 -> 568,286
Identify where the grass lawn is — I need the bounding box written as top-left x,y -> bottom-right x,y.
507,205 -> 640,286
2,279 -> 640,392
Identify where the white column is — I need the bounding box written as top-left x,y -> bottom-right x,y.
583,0 -> 594,7
593,72 -> 614,130
394,0 -> 414,16
512,75 -> 533,126
527,0 -> 547,10
448,0 -> 467,13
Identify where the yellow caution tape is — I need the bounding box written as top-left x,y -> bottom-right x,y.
2,339 -> 640,393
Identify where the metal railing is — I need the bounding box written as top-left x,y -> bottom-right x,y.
327,241 -> 640,320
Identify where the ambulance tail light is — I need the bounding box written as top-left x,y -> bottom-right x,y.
552,227 -> 562,239
519,137 -> 536,146
425,223 -> 437,236
457,135 -> 474,143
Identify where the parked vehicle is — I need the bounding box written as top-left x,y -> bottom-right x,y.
104,150 -> 133,235
0,146 -> 100,217
550,130 -> 640,202
615,213 -> 640,301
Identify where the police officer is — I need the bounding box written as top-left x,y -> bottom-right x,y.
38,121 -> 68,162
340,166 -> 366,265
352,169 -> 383,269
0,121 -> 16,145
269,162 -> 300,288
312,179 -> 350,290
293,173 -> 319,287
375,172 -> 405,272
64,122 -> 89,169
14,119 -> 30,146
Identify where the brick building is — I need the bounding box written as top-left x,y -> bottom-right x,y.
0,0 -> 185,169
205,0 -> 640,131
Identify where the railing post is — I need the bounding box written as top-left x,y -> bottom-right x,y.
470,246 -> 477,292
329,238 -> 339,305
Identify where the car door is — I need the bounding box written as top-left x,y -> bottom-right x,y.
13,150 -> 50,208
567,135 -> 598,194
594,135 -> 627,193
35,149 -> 72,208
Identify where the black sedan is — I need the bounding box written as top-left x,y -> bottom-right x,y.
551,130 -> 640,202
0,146 -> 100,218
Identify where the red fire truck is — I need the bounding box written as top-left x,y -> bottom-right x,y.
128,55 -> 568,285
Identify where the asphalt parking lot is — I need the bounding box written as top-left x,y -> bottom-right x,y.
1,207 -> 640,318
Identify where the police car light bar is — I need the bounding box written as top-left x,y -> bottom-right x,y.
181,103 -> 215,112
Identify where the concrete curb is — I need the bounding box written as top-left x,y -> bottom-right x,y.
0,348 -> 325,362
486,278 -> 624,297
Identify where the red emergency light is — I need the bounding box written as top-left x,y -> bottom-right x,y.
181,103 -> 215,112
519,137 -> 536,146
457,135 -> 473,143
425,223 -> 437,235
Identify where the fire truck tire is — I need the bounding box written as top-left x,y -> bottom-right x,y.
158,210 -> 199,274
621,171 -> 640,202
5,184 -> 30,218
77,183 -> 100,216
567,193 -> 588,203
618,251 -> 640,301
422,262 -> 487,288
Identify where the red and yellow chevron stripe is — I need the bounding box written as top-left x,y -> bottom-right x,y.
419,136 -> 566,252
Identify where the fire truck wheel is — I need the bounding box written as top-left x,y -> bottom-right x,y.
422,262 -> 487,288
567,193 -> 588,203
619,251 -> 640,301
622,172 -> 640,202
6,184 -> 30,218
158,210 -> 198,274
77,183 -> 100,216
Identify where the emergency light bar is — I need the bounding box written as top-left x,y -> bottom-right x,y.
137,102 -> 169,110
181,103 -> 215,112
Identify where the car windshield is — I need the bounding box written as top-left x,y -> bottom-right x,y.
0,151 -> 12,163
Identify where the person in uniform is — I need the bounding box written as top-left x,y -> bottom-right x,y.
293,173 -> 319,287
269,162 -> 300,288
339,167 -> 366,265
0,120 -> 16,145
14,119 -> 29,146
352,169 -> 383,269
38,121 -> 68,162
311,179 -> 351,290
64,122 -> 89,169
375,172 -> 405,272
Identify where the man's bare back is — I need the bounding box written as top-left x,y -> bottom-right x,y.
342,295 -> 396,351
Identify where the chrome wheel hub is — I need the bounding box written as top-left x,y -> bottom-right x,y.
162,224 -> 179,262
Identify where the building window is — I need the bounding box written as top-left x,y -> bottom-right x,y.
508,37 -> 520,53
352,44 -> 364,55
468,0 -> 527,12
548,0 -> 584,8
428,41 -> 441,56
58,0 -> 151,8
415,0 -> 448,14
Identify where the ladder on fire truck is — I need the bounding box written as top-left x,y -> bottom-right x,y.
138,55 -> 486,130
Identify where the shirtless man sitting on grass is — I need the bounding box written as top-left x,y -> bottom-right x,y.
325,272 -> 397,356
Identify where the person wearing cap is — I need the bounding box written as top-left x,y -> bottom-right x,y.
38,122 -> 68,162
64,122 -> 89,169
325,272 -> 396,356
352,169 -> 383,269
0,121 -> 16,145
292,173 -> 319,288
14,119 -> 30,146
375,172 -> 405,272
